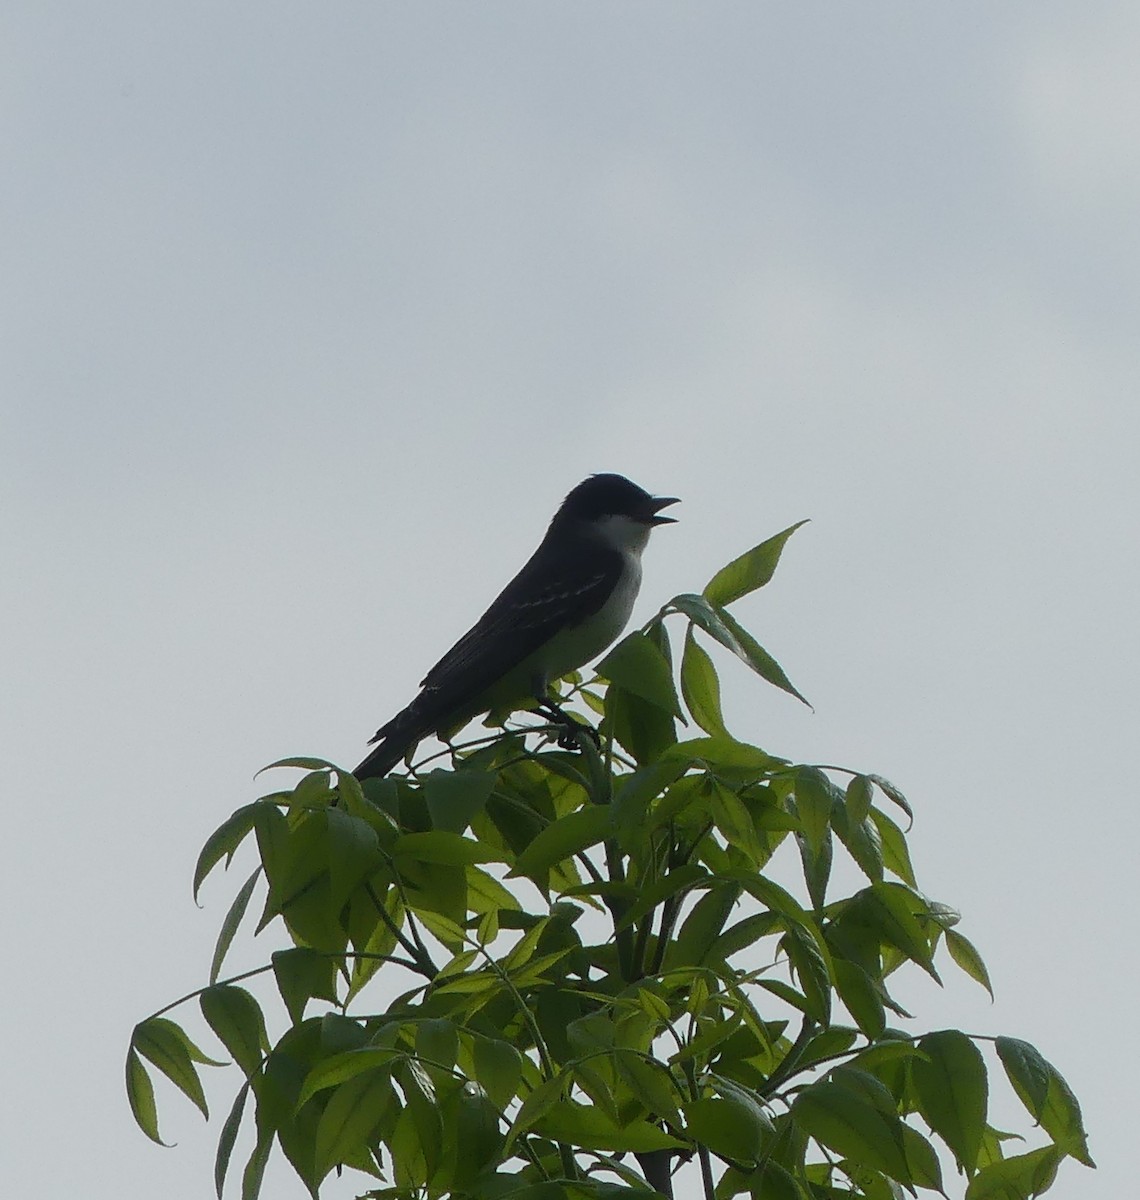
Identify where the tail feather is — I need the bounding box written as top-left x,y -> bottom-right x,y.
353,702 -> 433,781
353,740 -> 407,781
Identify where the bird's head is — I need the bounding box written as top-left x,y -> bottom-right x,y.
555,473 -> 680,551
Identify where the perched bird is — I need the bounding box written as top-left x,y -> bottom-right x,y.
354,474 -> 679,779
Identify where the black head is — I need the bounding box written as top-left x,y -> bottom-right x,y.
557,473 -> 680,525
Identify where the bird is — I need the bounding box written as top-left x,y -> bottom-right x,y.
354,473 -> 679,780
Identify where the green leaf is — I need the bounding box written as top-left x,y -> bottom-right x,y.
965,1144 -> 1065,1199
416,1019 -> 458,1071
900,1123 -> 945,1192
535,1101 -> 686,1152
671,1015 -> 741,1064
869,807 -> 917,887
200,986 -> 268,1077
194,803 -> 260,900
125,1048 -> 168,1145
466,864 -> 522,917
681,627 -> 730,737
272,947 -> 338,1025
332,766 -> 367,813
853,882 -> 939,981
251,802 -> 291,915
597,630 -> 683,717
793,1071 -> 907,1179
296,1047 -> 399,1108
730,871 -> 816,931
845,775 -> 874,824
423,769 -> 496,833
671,884 -> 740,968
664,735 -> 780,773
794,1068 -> 941,1189
393,830 -> 499,867
781,924 -> 832,1022
795,822 -> 832,912
617,863 -> 708,932
684,1095 -> 765,1163
668,594 -> 809,706
995,1038 -> 1049,1116
448,1081 -> 504,1186
509,947 -> 575,987
214,1081 -> 249,1200
718,607 -> 810,707
396,1056 -> 444,1179
796,1026 -> 859,1073
131,1017 -> 220,1120
320,1011 -> 368,1056
748,1160 -> 810,1200
703,521 -> 809,607
506,1073 -> 566,1150
867,774 -> 914,823
241,1122 -> 273,1200
913,1030 -> 988,1175
314,1068 -> 398,1181
709,911 -> 781,962
501,917 -> 550,972
259,755 -> 339,774
611,756 -> 693,841
326,807 -> 382,911
793,767 -> 834,854
976,1123 -> 1025,1170
995,1038 -> 1094,1166
510,804 -> 611,882
711,779 -> 767,866
473,1037 -> 523,1111
833,959 -> 886,1039
607,685 -> 679,764
346,886 -> 404,1002
616,1052 -> 683,1124
831,799 -> 884,885
946,929 -> 995,1000
209,868 -> 261,983
286,767 -> 338,810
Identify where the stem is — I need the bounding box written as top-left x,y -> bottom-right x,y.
142,950 -> 422,1026
759,1017 -> 818,1099
650,885 -> 690,977
558,719 -> 635,981
630,903 -> 654,983
679,1059 -> 715,1200
472,938 -> 578,1182
604,840 -> 635,981
144,963 -> 277,1022
575,850 -> 606,886
697,1141 -> 716,1199
365,881 -> 437,978
635,1149 -> 675,1198
649,822 -> 714,976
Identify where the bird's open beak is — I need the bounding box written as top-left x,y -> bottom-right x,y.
646,495 -> 680,525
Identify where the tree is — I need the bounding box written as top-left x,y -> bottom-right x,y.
127,522 -> 1093,1199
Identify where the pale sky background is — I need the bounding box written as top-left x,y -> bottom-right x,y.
3,4 -> 1137,1197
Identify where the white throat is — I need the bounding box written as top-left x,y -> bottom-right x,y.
591,513 -> 653,557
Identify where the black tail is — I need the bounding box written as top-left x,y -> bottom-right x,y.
353,702 -> 433,781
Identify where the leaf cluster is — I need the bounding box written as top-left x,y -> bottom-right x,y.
128,524 -> 1093,1200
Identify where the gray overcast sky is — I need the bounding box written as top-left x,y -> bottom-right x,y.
3,4 -> 1136,1197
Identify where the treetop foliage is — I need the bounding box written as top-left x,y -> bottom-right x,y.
128,521 -> 1093,1200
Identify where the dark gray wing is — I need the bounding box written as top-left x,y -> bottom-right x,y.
418,534 -> 622,701
355,535 -> 622,779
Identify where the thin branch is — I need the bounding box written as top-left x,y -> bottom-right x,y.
365,880 -> 438,978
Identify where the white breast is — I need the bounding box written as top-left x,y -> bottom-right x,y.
537,541 -> 643,685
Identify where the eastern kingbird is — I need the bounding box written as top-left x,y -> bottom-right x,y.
354,474 -> 679,780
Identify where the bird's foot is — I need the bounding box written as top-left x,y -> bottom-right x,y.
532,700 -> 600,752
555,723 -> 601,752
